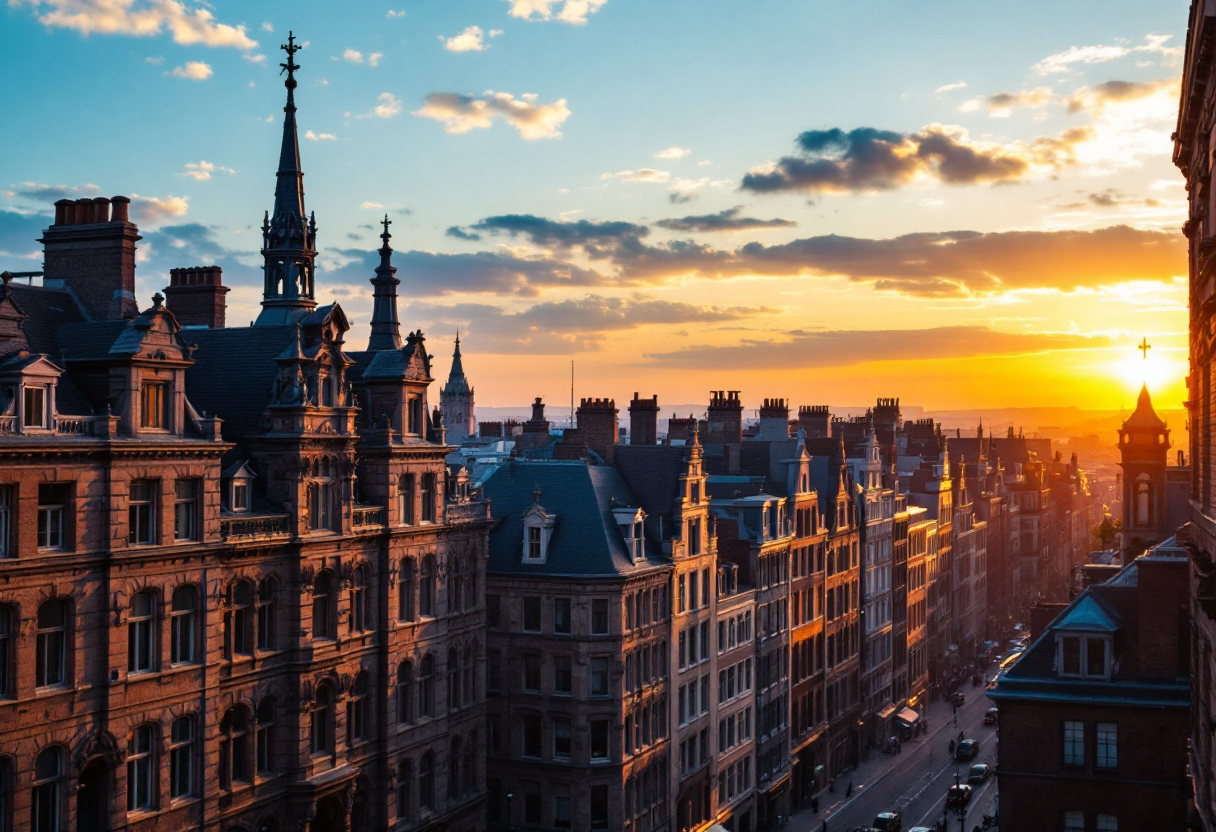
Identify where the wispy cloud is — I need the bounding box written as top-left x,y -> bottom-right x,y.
260,21 -> 273,32
442,25 -> 489,52
655,207 -> 795,233
414,90 -> 570,139
129,194 -> 189,226
960,87 -> 1053,117
13,0 -> 257,49
243,53 -> 266,64
505,0 -> 607,25
170,60 -> 212,80
341,48 -> 363,63
655,146 -> 691,160
386,9 -> 405,18
368,52 -> 382,67
179,160 -> 234,181
601,168 -> 669,183
935,81 -> 967,93
1065,78 -> 1176,114
350,92 -> 403,119
6,182 -> 101,203
305,130 -> 337,141
1034,34 -> 1180,74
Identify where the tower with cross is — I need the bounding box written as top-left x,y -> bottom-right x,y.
1118,368 -> 1171,543
366,214 -> 403,351
255,30 -> 319,326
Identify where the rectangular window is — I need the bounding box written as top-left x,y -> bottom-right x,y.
523,596 -> 541,632
1087,638 -> 1106,677
1063,720 -> 1085,767
231,481 -> 249,513
554,655 -> 573,694
38,483 -> 69,550
527,526 -> 542,559
524,655 -> 541,692
1061,636 -> 1080,674
590,784 -> 610,829
141,382 -> 168,429
554,719 -> 572,758
174,479 -> 199,541
23,386 -> 47,429
0,485 -> 12,558
1096,723 -> 1117,769
420,473 -> 436,522
1096,815 -> 1118,831
700,675 -> 709,715
689,572 -> 698,610
700,621 -> 709,662
487,594 -> 501,629
129,480 -> 157,545
1064,811 -> 1085,832
522,716 -> 542,758
591,598 -> 609,634
590,719 -> 609,761
554,597 -> 572,634
554,785 -> 572,829
591,657 -> 609,696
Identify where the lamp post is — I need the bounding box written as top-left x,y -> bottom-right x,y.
506,791 -> 514,832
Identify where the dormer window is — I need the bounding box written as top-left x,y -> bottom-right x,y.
612,507 -> 646,563
1,355 -> 63,433
522,502 -> 557,564
1057,633 -> 1112,680
23,386 -> 47,429
221,462 -> 256,514
141,382 -> 168,429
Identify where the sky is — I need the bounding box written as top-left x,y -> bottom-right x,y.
0,0 -> 1193,415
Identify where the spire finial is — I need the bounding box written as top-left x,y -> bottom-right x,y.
280,31 -> 302,93
1138,336 -> 1151,360
380,213 -> 392,249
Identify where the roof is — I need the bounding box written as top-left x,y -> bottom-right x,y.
614,444 -> 687,518
482,460 -> 670,578
1123,384 -> 1167,431
183,325 -> 296,442
6,283 -> 87,355
1053,593 -> 1120,632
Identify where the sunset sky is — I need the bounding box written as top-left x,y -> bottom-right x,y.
0,0 -> 1191,414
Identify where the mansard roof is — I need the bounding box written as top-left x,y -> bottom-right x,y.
184,325 -> 297,439
482,460 -> 669,578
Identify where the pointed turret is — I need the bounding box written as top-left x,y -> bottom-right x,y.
366,214 -> 402,350
256,31 -> 319,326
440,331 -> 476,442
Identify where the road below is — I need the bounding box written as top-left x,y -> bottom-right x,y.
787,684 -> 999,832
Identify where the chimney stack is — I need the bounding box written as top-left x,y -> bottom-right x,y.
629,392 -> 659,446
164,266 -> 230,328
707,390 -> 743,445
41,194 -> 140,320
757,397 -> 791,442
797,404 -> 831,439
577,397 -> 620,464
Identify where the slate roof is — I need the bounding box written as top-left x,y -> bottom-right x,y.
183,325 -> 296,443
482,460 -> 670,578
7,284 -> 87,355
614,444 -> 687,519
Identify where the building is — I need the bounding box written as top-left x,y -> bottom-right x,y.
0,38 -> 489,832
989,544 -> 1191,831
440,334 -> 476,444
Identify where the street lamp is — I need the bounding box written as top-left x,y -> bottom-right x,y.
506,791 -> 514,832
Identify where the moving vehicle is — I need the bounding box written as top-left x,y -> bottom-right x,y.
984,707 -> 999,725
873,811 -> 902,832
955,738 -> 979,760
968,763 -> 993,783
950,690 -> 965,707
946,783 -> 974,807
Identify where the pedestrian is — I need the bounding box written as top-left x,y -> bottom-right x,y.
953,711 -> 958,727
949,739 -> 955,756
846,781 -> 853,799
811,795 -> 819,813
959,730 -> 964,743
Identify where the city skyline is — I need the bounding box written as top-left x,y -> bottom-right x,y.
0,0 -> 1189,412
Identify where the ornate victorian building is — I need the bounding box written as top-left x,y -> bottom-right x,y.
0,35 -> 488,832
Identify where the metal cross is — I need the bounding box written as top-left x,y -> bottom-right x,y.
281,31 -> 302,78
381,214 -> 392,244
1138,337 -> 1151,360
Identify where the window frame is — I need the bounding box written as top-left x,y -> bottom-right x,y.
127,590 -> 157,675
36,484 -> 69,552
128,480 -> 158,546
173,479 -> 200,542
1063,720 -> 1085,768
35,599 -> 68,689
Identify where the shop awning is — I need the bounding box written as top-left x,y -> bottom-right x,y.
877,703 -> 898,720
895,707 -> 921,727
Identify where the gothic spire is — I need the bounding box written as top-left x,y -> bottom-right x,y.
443,330 -> 471,394
366,214 -> 403,351
255,31 -> 319,326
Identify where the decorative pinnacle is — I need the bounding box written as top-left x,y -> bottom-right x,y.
280,31 -> 302,91
380,214 -> 392,249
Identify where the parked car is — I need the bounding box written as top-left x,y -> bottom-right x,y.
984,707 -> 999,725
950,690 -> 966,707
968,763 -> 993,783
909,828 -> 935,832
873,811 -> 902,832
946,783 -> 974,807
955,738 -> 979,760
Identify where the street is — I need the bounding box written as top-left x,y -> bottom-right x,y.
787,685 -> 999,832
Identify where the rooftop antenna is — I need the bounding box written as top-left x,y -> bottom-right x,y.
570,360 -> 575,429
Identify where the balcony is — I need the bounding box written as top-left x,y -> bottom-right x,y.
445,500 -> 490,525
220,513 -> 292,542
352,504 -> 386,532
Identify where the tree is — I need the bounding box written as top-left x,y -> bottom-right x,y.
1091,516 -> 1122,551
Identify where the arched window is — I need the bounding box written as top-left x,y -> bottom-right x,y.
219,706 -> 251,787
170,716 -> 194,800
257,577 -> 277,651
313,571 -> 334,640
312,684 -> 332,753
1135,473 -> 1152,526
256,698 -> 277,775
32,747 -> 61,832
397,661 -> 414,723
36,600 -> 68,689
418,655 -> 434,719
396,759 -> 413,821
419,556 -> 435,617
465,569 -> 476,611
448,736 -> 461,800
309,459 -> 335,532
0,606 -> 12,697
351,565 -> 369,632
128,591 -> 156,674
447,648 -> 460,712
228,580 -> 254,656
348,671 -> 370,743
170,585 -> 197,665
398,559 -> 415,622
127,723 -> 156,811
463,647 -> 475,707
463,729 -> 476,794
419,750 -> 434,812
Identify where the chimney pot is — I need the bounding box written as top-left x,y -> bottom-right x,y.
75,197 -> 93,223
92,196 -> 110,223
110,196 -> 131,224
54,199 -> 72,226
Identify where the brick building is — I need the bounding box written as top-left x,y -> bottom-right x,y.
990,545 -> 1191,831
0,38 -> 488,832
